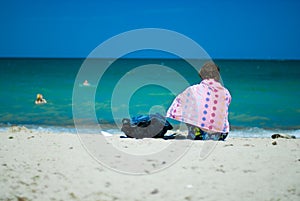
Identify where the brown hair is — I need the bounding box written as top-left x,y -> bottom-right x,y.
199,62 -> 220,82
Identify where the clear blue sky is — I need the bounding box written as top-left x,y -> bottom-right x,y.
0,0 -> 299,59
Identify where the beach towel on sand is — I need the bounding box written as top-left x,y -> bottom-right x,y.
167,79 -> 231,134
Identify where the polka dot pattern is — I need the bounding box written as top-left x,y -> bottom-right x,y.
166,79 -> 231,133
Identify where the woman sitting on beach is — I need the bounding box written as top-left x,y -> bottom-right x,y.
166,62 -> 231,140
35,93 -> 47,104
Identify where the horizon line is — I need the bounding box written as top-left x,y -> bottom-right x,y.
0,57 -> 299,61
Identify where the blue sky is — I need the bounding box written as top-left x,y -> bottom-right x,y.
0,0 -> 299,59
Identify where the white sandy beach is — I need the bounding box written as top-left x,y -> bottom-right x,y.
0,128 -> 299,201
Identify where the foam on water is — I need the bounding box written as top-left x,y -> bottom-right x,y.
1,123 -> 299,139
229,127 -> 300,138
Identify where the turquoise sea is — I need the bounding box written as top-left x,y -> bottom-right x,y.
0,58 -> 300,137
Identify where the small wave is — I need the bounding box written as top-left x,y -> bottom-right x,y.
0,123 -> 124,135
229,127 -> 300,138
0,124 -> 77,134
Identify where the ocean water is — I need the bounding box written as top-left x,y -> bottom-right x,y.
0,58 -> 300,137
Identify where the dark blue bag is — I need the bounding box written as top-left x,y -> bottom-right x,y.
121,113 -> 173,139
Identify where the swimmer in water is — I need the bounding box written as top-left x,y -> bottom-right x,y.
35,94 -> 47,104
83,80 -> 90,86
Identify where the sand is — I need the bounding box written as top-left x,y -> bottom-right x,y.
0,129 -> 299,201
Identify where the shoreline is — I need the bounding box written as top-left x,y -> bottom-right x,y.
1,125 -> 300,139
1,131 -> 299,201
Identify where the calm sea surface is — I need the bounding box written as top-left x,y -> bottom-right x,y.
0,58 -> 299,137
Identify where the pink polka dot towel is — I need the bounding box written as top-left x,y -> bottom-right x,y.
166,79 -> 231,133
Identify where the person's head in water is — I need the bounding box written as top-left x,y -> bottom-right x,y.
35,93 -> 47,104
36,94 -> 43,101
199,62 -> 220,82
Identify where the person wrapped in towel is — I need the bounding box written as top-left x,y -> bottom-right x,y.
166,62 -> 231,140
